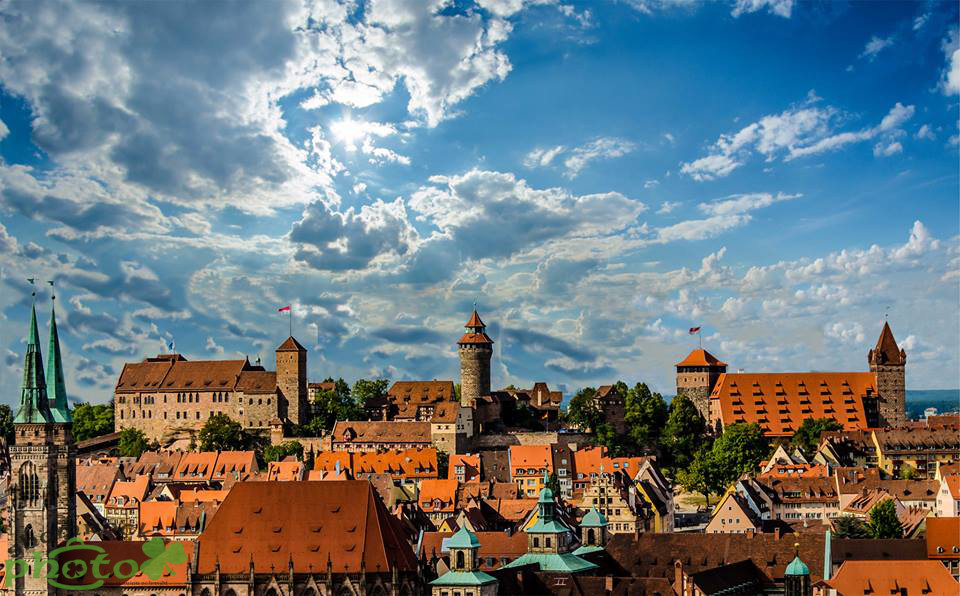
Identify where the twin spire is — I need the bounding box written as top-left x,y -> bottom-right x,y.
15,301 -> 72,424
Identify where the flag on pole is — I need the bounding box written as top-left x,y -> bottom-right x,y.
689,326 -> 701,334
278,305 -> 291,312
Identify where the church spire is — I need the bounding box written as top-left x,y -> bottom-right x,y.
46,298 -> 72,423
14,304 -> 53,424
869,321 -> 905,366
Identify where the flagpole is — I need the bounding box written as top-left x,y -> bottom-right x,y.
289,308 -> 292,338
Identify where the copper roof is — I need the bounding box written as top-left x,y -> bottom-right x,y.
676,348 -> 727,367
196,481 -> 417,574
711,372 -> 876,437
276,336 -> 307,352
420,530 -> 527,569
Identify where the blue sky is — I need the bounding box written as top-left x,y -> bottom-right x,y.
0,0 -> 957,407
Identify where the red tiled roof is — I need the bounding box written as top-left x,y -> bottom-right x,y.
57,541 -> 194,587
388,381 -> 456,403
331,420 -> 432,444
926,517 -> 960,559
676,348 -> 727,367
196,481 -> 418,574
107,475 -> 151,509
458,332 -> 494,345
212,451 -> 258,481
509,445 -> 552,474
277,336 -> 307,352
419,479 -> 458,513
465,310 -> 485,328
944,475 -> 960,499
823,560 -> 958,594
77,461 -> 120,503
236,370 -> 277,394
174,452 -> 218,482
869,322 -> 905,365
711,372 -> 876,437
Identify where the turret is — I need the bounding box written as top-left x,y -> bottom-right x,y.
14,304 -> 53,424
868,322 -> 906,427
46,300 -> 72,423
458,310 -> 493,406
675,348 -> 727,422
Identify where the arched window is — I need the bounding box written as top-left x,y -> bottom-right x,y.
19,461 -> 39,506
199,589 -> 211,596
23,524 -> 36,549
587,528 -> 596,545
455,550 -> 465,569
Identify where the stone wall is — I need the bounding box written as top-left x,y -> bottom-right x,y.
459,344 -> 491,406
871,363 -> 906,427
276,348 -> 308,426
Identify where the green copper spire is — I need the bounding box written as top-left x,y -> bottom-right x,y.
14,304 -> 53,424
46,301 -> 72,423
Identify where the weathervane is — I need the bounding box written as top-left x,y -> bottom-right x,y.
47,280 -> 55,302
26,277 -> 35,301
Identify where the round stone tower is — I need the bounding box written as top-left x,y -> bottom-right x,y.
458,310 -> 493,407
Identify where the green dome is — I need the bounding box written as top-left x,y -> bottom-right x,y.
580,508 -> 608,528
538,485 -> 554,503
785,555 -> 809,576
446,526 -> 480,549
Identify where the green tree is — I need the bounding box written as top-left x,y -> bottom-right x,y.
546,472 -> 561,495
263,440 -> 304,463
677,444 -> 723,507
351,378 -> 389,416
198,414 -> 247,451
867,499 -> 903,539
897,464 -> 918,480
710,423 -> 770,487
437,451 -> 449,479
0,404 -> 14,444
833,515 -> 870,539
308,377 -> 359,434
624,382 -> 668,451
661,395 -> 707,474
566,387 -> 601,431
71,402 -> 115,441
118,427 -> 149,458
791,417 -> 842,456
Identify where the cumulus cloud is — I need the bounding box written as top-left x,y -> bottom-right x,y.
629,0 -> 793,18
941,28 -> 960,95
0,118 -> 8,140
730,0 -> 793,18
681,100 -> 915,180
915,124 -> 936,141
205,336 -> 225,354
657,200 -> 680,214
655,192 -> 799,242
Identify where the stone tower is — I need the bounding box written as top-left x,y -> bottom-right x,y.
675,348 -> 727,421
458,310 -> 493,407
868,321 -> 906,427
276,336 -> 308,426
8,303 -> 76,595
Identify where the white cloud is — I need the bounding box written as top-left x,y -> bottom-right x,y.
523,137 -> 636,178
913,13 -> 929,31
873,141 -> 902,157
730,0 -> 793,18
941,28 -> 960,95
890,220 -> 940,261
644,179 -> 660,189
0,118 -> 8,140
657,200 -> 680,214
205,336 -> 225,355
682,100 -> 916,179
698,191 -> 799,216
824,321 -> 865,345
915,124 -> 935,141
860,35 -> 894,60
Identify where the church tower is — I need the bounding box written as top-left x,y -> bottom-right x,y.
458,310 -> 493,407
8,302 -> 76,595
868,321 -> 906,427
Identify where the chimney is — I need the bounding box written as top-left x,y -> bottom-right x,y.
774,526 -> 781,540
746,529 -> 755,539
605,575 -> 613,592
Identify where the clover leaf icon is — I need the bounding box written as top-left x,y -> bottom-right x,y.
140,537 -> 187,580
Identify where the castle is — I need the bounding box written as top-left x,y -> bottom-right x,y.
113,336 -> 309,444
675,322 -> 907,436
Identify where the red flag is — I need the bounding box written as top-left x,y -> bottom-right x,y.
278,305 -> 291,312
689,326 -> 701,334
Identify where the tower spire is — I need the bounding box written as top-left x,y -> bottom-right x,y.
46,284 -> 72,423
14,303 -> 53,424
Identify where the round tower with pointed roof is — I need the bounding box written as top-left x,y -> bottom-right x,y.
784,552 -> 811,596
458,310 -> 493,407
675,348 -> 727,421
868,321 -> 906,427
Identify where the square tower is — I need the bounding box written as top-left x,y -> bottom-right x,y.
276,336 -> 308,426
675,348 -> 727,421
868,322 -> 906,427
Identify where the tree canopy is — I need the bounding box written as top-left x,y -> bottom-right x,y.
867,499 -> 903,539
0,404 -> 14,444
565,387 -> 601,432
833,515 -> 870,539
661,395 -> 707,473
118,427 -> 150,458
677,422 -> 769,505
263,440 -> 304,464
624,382 -> 668,450
198,413 -> 247,451
72,402 -> 115,442
791,417 -> 842,456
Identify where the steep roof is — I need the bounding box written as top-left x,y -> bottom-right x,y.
196,481 -> 418,574
465,310 -> 485,329
212,451 -> 258,481
943,474 -> 960,499
77,460 -> 121,504
235,370 -> 277,394
45,303 -> 71,422
174,452 -> 218,482
509,445 -> 553,473
116,357 -> 251,393
822,560 -> 958,594
676,348 -> 727,368
926,516 -> 960,559
276,335 -> 307,352
388,380 -> 456,403
107,475 -> 151,508
15,304 -> 52,424
869,321 -> 905,365
711,372 -> 877,437
873,428 -> 960,452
